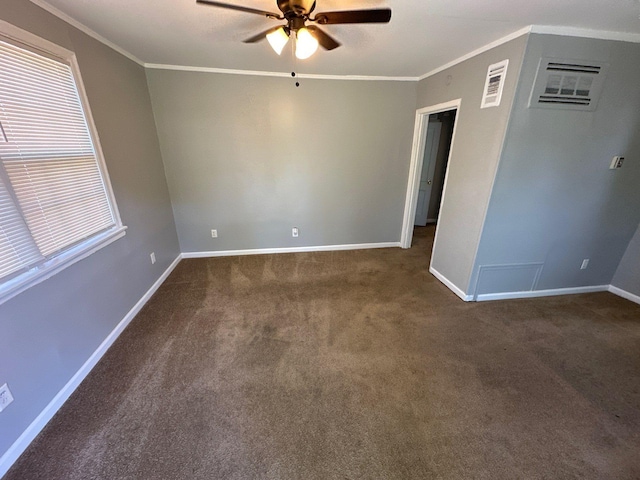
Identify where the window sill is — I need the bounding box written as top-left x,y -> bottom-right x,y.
0,226 -> 127,306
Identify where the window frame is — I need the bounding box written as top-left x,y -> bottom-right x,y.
0,20 -> 126,305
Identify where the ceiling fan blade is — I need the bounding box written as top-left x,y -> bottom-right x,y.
196,0 -> 282,19
243,26 -> 282,43
312,8 -> 391,25
306,26 -> 340,51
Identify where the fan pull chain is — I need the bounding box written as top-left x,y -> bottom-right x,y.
291,31 -> 300,88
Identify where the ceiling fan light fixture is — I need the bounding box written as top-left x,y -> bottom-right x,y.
295,27 -> 319,59
267,26 -> 290,55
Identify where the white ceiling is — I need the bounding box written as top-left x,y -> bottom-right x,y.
31,0 -> 640,78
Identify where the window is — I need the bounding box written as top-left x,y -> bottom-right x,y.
0,26 -> 125,304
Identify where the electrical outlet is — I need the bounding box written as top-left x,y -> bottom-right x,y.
292,227 -> 299,238
150,252 -> 156,264
581,259 -> 589,270
211,229 -> 218,238
0,383 -> 14,412
610,156 -> 625,169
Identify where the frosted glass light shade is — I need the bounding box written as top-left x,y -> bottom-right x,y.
267,27 -> 289,55
295,28 -> 318,59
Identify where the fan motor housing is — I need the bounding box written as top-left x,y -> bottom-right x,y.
278,0 -> 315,15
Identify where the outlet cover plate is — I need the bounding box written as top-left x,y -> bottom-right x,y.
0,383 -> 14,412
610,156 -> 624,169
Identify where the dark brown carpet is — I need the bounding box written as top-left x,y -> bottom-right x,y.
6,226 -> 640,479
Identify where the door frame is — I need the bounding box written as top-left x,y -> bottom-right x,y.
400,99 -> 461,249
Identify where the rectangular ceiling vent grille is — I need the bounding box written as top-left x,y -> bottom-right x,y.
529,58 -> 609,111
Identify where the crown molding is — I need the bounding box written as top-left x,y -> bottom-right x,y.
418,26 -> 533,80
417,24 -> 640,81
143,63 -> 418,81
28,0 -> 145,66
530,25 -> 640,43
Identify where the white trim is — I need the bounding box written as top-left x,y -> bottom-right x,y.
181,242 -> 400,258
144,63 -> 418,82
419,26 -> 532,80
426,277 -> 640,304
0,18 -> 74,59
530,25 -> 640,44
400,112 -> 429,248
28,0 -> 145,66
0,254 -> 181,479
429,266 -> 472,301
608,285 -> 640,305
0,227 -> 127,305
401,100 -> 461,249
476,285 -> 609,302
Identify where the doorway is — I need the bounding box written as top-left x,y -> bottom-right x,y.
401,99 -> 461,249
414,110 -> 456,227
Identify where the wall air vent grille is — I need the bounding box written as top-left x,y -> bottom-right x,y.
529,58 -> 608,111
481,59 -> 509,109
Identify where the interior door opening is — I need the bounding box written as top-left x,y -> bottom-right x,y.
414,110 -> 456,228
400,99 -> 460,251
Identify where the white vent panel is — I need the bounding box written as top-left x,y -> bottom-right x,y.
481,59 -> 509,109
529,58 -> 608,111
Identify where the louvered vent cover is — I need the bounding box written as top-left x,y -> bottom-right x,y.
481,59 -> 509,108
529,58 -> 609,111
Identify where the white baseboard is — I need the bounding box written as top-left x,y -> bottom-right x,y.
0,254 -> 181,479
182,242 -> 401,258
419,268 -> 637,305
475,284 -> 609,302
429,266 -> 472,301
608,285 -> 640,305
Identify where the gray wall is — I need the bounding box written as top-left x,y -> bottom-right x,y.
416,35 -> 529,293
146,70 -> 417,253
473,35 -> 640,296
0,0 -> 179,462
612,222 -> 640,297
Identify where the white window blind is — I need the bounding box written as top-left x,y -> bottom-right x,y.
0,36 -> 119,289
0,174 -> 42,279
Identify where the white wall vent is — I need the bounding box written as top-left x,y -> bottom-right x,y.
529,58 -> 609,111
481,59 -> 509,109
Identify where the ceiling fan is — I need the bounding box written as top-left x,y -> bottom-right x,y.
196,0 -> 392,59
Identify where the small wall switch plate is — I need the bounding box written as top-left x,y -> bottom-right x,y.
581,259 -> 589,270
292,227 -> 299,238
211,229 -> 218,238
150,252 -> 156,264
610,156 -> 625,169
0,383 -> 14,412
